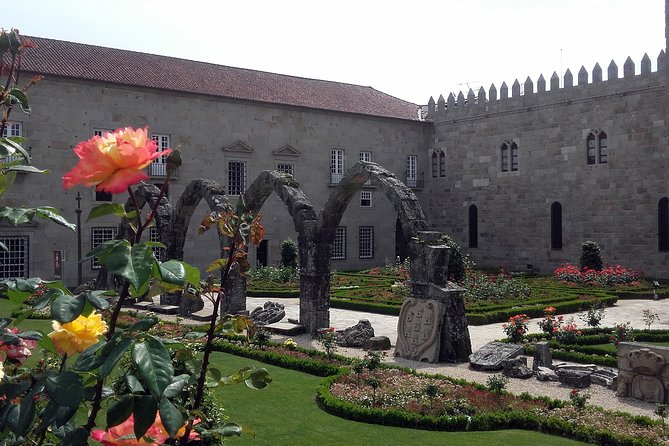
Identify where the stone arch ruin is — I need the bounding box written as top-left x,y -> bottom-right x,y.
100,161 -> 454,338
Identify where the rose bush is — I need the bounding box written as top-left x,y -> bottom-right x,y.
0,30 -> 270,446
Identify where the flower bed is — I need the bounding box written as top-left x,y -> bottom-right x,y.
554,263 -> 643,286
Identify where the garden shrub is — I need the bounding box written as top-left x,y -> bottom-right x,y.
580,240 -> 603,271
280,238 -> 298,268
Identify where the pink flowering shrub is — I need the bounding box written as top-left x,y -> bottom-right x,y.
502,314 -> 530,343
553,263 -> 642,286
0,328 -> 37,366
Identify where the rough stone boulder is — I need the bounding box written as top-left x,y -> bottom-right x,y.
532,342 -> 553,370
336,320 -> 375,347
250,301 -> 285,326
363,336 -> 392,351
469,342 -> 524,371
535,366 -> 559,382
556,369 -> 591,388
502,357 -> 533,379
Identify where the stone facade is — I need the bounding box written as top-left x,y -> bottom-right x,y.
426,65 -> 669,277
4,2 -> 669,285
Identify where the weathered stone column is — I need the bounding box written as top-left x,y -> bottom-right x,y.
396,231 -> 471,363
298,221 -> 330,333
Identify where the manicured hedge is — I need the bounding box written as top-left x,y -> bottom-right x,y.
247,289 -> 299,298
316,371 -> 660,446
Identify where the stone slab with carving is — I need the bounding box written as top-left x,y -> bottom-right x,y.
617,342 -> 669,402
532,342 -> 552,370
469,342 -> 523,371
395,298 -> 445,363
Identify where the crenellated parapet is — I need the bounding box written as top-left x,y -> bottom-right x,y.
426,51 -> 667,121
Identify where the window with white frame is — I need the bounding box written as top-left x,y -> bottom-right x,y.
586,130 -> 608,165
360,190 -> 372,207
2,122 -> 25,163
359,226 -> 374,259
1,122 -> 22,137
149,134 -> 170,176
332,226 -> 346,260
91,227 -> 117,270
405,155 -> 417,187
277,163 -> 294,176
330,149 -> 345,184
359,151 -> 372,185
228,161 -> 247,196
0,236 -> 29,279
149,226 -> 165,261
359,151 -> 372,163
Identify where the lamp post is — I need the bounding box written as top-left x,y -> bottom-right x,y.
76,191 -> 82,285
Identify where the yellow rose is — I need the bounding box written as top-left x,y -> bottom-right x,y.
48,311 -> 108,355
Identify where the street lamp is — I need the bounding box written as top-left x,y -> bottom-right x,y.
76,191 -> 82,285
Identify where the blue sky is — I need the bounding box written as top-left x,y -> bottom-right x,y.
7,0 -> 665,105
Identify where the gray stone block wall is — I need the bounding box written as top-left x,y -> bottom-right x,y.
4,77 -> 429,285
427,72 -> 669,277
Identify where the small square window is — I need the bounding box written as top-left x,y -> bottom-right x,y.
332,226 -> 346,260
95,190 -> 113,201
91,227 -> 117,270
360,191 -> 372,207
359,226 -> 374,259
277,163 -> 294,176
0,235 -> 29,278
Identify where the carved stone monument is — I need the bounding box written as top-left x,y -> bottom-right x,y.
617,342 -> 669,403
395,232 -> 472,363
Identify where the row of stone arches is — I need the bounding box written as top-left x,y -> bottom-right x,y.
113,161 -> 431,333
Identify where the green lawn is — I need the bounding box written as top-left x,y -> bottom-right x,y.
211,353 -> 588,446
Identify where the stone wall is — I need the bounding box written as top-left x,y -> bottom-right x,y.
4,77 -> 430,285
427,71 -> 669,277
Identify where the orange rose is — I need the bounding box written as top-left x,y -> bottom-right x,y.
91,414 -> 199,445
63,127 -> 171,194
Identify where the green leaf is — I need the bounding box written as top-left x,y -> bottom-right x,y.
106,394 -> 135,428
45,371 -> 84,407
208,367 -> 222,382
81,239 -> 127,262
105,242 -> 155,290
16,393 -> 35,437
87,203 -> 127,222
245,368 -> 272,390
133,395 -> 158,440
85,291 -> 111,311
100,337 -> 132,378
8,88 -> 30,114
33,287 -> 62,310
0,171 -> 15,198
17,330 -> 42,341
0,206 -> 35,226
125,375 -> 144,393
5,165 -> 46,174
51,293 -> 85,323
182,262 -> 201,288
0,137 -> 29,160
35,206 -> 76,232
127,316 -> 159,332
158,260 -> 185,285
162,375 -> 189,399
37,330 -> 57,354
159,397 -> 183,438
54,404 -> 78,428
132,337 -> 174,399
61,427 -> 89,446
75,340 -> 107,372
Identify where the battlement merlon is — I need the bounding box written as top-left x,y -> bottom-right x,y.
426,52 -> 666,121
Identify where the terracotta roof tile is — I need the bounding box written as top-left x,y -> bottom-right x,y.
20,36 -> 421,121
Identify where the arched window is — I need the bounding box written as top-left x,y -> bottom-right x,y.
659,197 -> 669,252
431,152 -> 438,178
599,132 -> 607,164
551,201 -> 562,250
500,144 -> 509,172
587,130 -> 608,165
438,150 -> 446,177
510,142 -> 518,171
468,204 -> 478,248
586,133 -> 596,164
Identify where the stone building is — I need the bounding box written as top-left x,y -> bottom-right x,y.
2,2 -> 669,283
